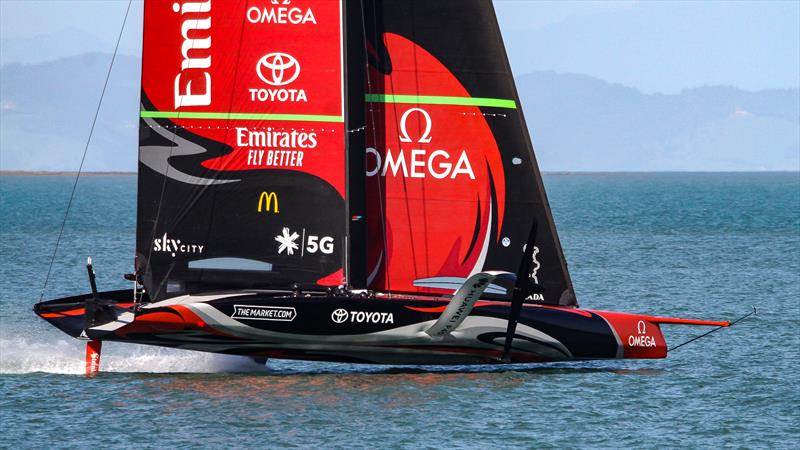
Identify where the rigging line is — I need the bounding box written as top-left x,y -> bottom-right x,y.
361,0 -> 391,294
667,306 -> 757,353
38,0 -> 134,302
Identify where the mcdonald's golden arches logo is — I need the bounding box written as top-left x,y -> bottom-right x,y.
258,191 -> 279,213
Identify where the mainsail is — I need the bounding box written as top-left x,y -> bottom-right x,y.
362,0 -> 576,306
135,0 -> 574,306
137,0 -> 349,299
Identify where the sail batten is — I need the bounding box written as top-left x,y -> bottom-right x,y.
140,111 -> 345,122
365,94 -> 517,109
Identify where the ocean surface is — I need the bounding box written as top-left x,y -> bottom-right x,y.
1,172 -> 798,448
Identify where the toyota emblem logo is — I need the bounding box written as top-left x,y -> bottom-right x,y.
331,308 -> 348,324
256,52 -> 301,86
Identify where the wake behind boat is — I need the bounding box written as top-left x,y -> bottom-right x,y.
35,0 -> 731,375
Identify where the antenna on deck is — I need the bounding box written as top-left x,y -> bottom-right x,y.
83,256 -> 100,334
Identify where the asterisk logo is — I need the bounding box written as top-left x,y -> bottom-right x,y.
275,227 -> 299,255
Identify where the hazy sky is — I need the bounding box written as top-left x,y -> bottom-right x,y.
1,0 -> 798,94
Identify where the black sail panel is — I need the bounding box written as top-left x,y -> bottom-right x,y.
136,1 -> 349,300
363,0 -> 576,305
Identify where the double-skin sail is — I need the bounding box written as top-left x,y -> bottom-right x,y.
135,0 -> 576,307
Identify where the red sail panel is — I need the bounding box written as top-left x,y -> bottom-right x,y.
142,0 -> 344,194
365,33 -> 506,294
137,1 -> 348,299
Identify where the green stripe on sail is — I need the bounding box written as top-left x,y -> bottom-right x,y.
365,94 -> 517,109
140,111 -> 344,122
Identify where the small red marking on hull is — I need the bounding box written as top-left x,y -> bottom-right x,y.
85,340 -> 102,377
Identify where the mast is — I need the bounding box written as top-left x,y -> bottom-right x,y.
344,0 -> 367,290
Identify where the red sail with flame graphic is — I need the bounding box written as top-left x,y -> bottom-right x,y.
366,33 -> 506,294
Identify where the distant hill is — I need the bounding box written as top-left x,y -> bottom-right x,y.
518,72 -> 799,171
0,19 -> 142,66
0,53 -> 140,171
1,28 -> 114,66
1,53 -> 797,171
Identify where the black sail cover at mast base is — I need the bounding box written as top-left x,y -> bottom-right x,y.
362,0 -> 576,306
134,0 -> 575,307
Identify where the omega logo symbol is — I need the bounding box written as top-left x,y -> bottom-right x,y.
331,308 -> 348,324
256,53 -> 301,86
399,107 -> 432,143
628,319 -> 657,347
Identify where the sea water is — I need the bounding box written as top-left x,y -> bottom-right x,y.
1,173 -> 798,448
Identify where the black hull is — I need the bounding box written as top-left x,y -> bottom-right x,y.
34,289 -> 680,365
